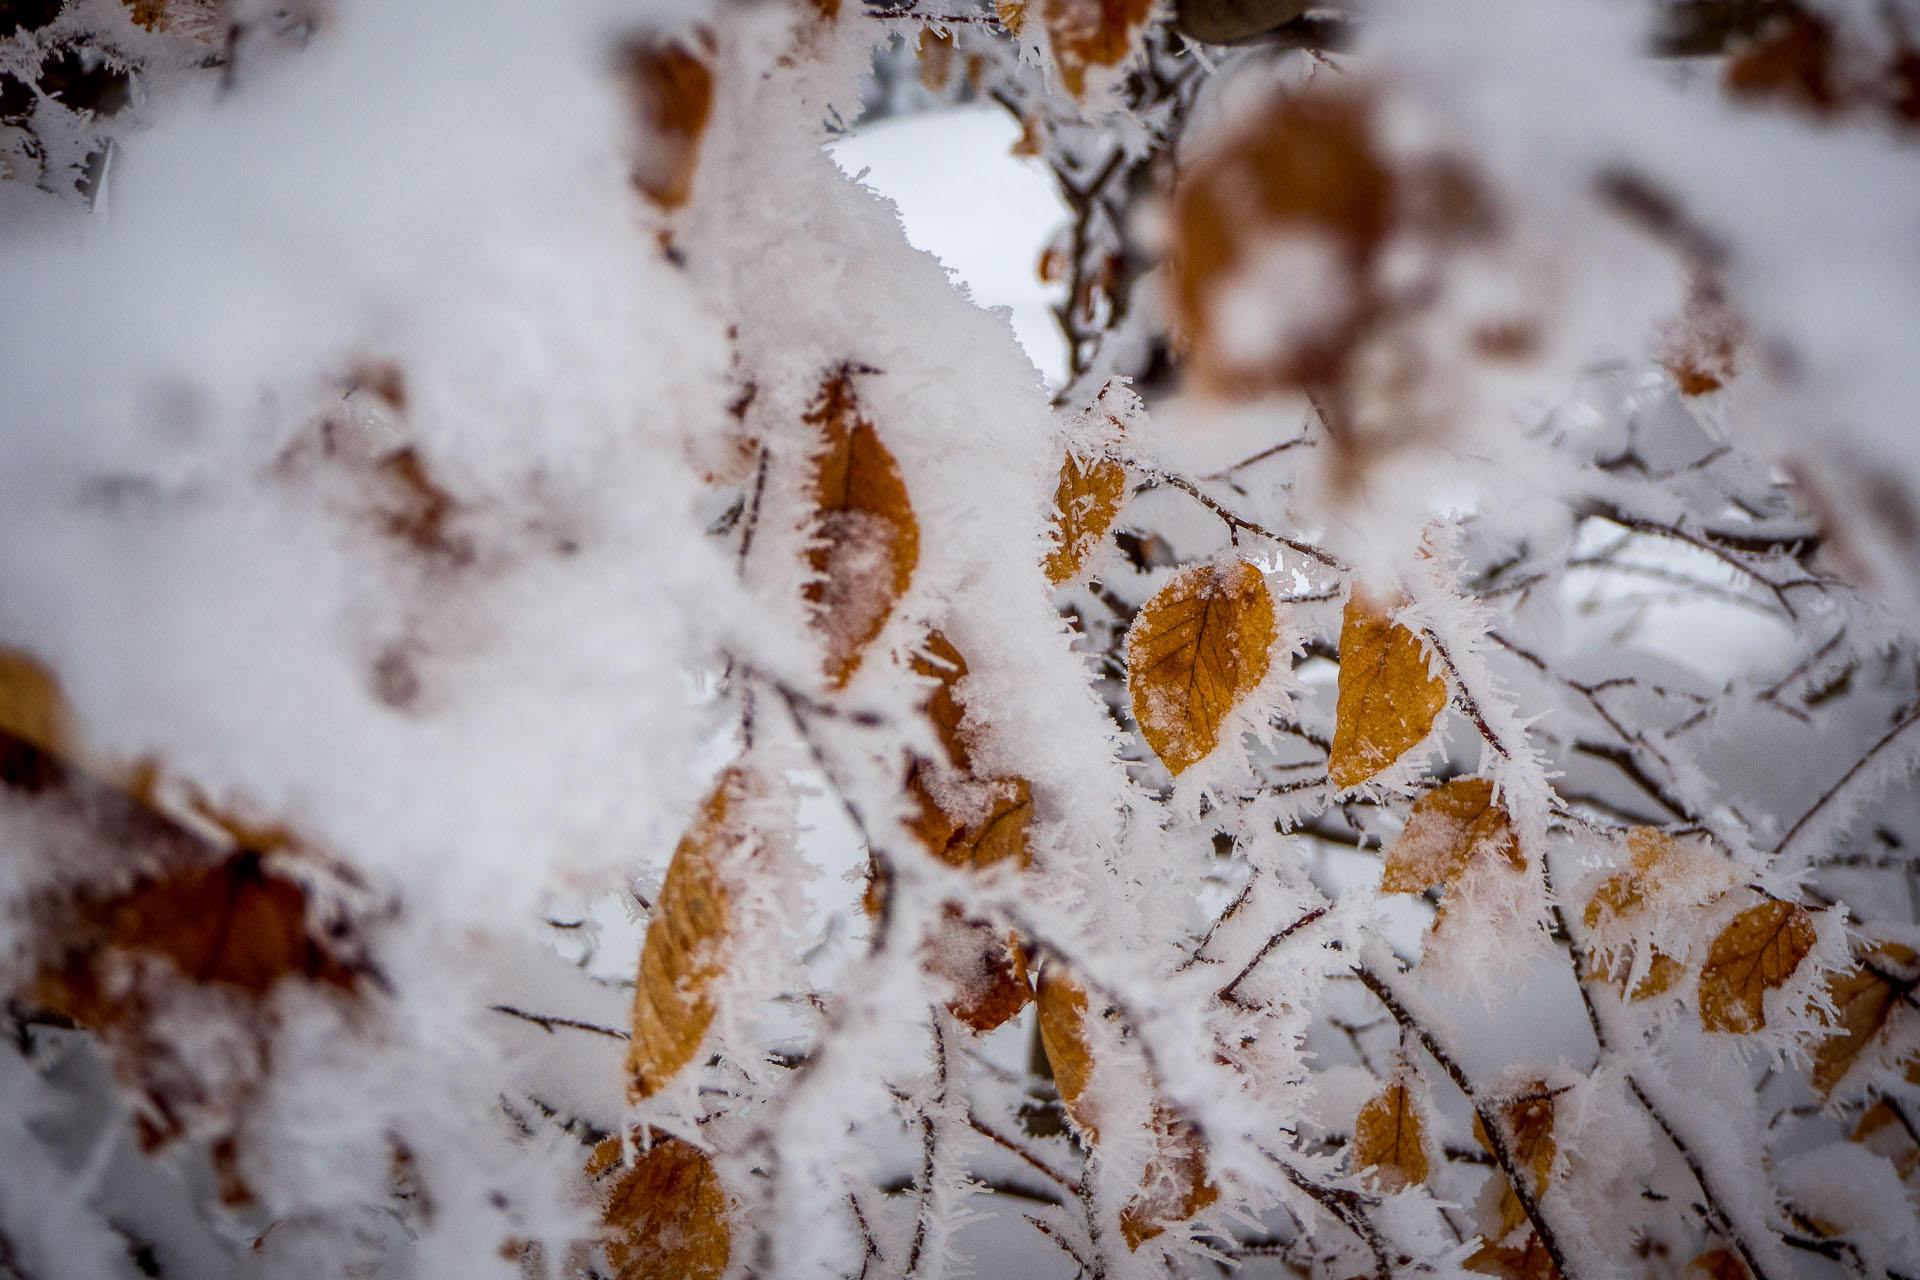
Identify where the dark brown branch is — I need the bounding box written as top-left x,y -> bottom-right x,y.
488,1004 -> 629,1041
1133,465 -> 1347,570
1775,705 -> 1920,859
1218,905 -> 1331,1007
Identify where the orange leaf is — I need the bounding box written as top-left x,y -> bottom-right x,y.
1581,828 -> 1709,1002
628,770 -> 746,1100
1811,941 -> 1918,1097
924,908 -> 1033,1033
1473,1091 -> 1556,1242
1698,898 -> 1818,1034
621,33 -> 715,211
803,369 -> 920,688
1044,450 -> 1127,586
1036,962 -> 1098,1140
1381,777 -> 1522,895
1125,558 -> 1277,775
1329,588 -> 1447,789
1467,1230 -> 1561,1280
1352,1078 -> 1430,1191
1688,1248 -> 1754,1280
1118,1104 -> 1219,1249
588,1134 -> 731,1280
1039,0 -> 1153,99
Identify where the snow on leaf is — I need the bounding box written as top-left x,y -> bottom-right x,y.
1851,1100 -> 1920,1184
1811,940 -> 1918,1097
1697,898 -> 1818,1035
1352,1078 -> 1430,1192
628,769 -> 746,1101
923,907 -> 1033,1034
1329,587 -> 1447,790
620,31 -> 714,211
1581,828 -> 1723,1002
1473,1090 -> 1556,1243
1039,0 -> 1154,100
1044,448 -> 1127,586
588,1134 -> 730,1280
1466,1230 -> 1561,1280
1688,1248 -> 1754,1280
1125,558 -> 1277,776
1118,1104 -> 1219,1250
803,368 -> 920,689
1380,777 -> 1522,895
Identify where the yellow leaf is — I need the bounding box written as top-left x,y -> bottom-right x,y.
1582,829 -> 1704,1002
1811,941 -> 1917,1097
1044,451 -> 1127,586
1697,899 -> 1818,1035
1118,1104 -> 1219,1249
1688,1248 -> 1754,1280
803,368 -> 920,688
1036,962 -> 1098,1139
1039,0 -> 1153,99
1473,1091 -> 1555,1242
0,648 -> 72,761
1352,1079 -> 1430,1191
1851,1099 -> 1920,1182
620,33 -> 715,211
628,770 -> 746,1100
924,907 -> 1033,1034
1125,558 -> 1277,776
1329,588 -> 1447,789
588,1135 -> 730,1280
1466,1231 -> 1560,1280
1381,777 -> 1522,895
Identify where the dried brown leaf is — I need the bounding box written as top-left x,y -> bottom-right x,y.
1698,898 -> 1818,1035
0,648 -> 71,761
1036,962 -> 1098,1139
1039,0 -> 1154,99
1581,828 -> 1702,1002
1466,1231 -> 1561,1280
628,770 -> 744,1100
1689,1248 -> 1754,1280
803,369 -> 920,688
1380,777 -> 1521,895
1851,1099 -> 1920,1182
1352,1079 -> 1430,1191
1118,1104 -> 1219,1249
1044,451 -> 1127,586
588,1134 -> 730,1280
924,908 -> 1032,1033
1473,1091 -> 1556,1242
1811,941 -> 1918,1097
1329,588 -> 1447,789
621,34 -> 714,211
1125,558 -> 1276,775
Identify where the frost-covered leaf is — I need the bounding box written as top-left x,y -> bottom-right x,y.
1688,1247 -> 1753,1280
1661,273 -> 1744,397
1851,1100 -> 1920,1184
1039,0 -> 1153,100
1466,1231 -> 1560,1280
588,1134 -> 730,1280
1125,558 -> 1276,775
1811,940 -> 1918,1096
1380,777 -> 1521,894
1329,588 -> 1447,789
1036,962 -> 1098,1139
0,648 -> 72,763
1581,828 -> 1724,1002
1118,1104 -> 1219,1250
628,769 -> 747,1100
1352,1078 -> 1430,1191
1473,1090 -> 1555,1242
923,908 -> 1032,1033
803,368 -> 920,688
1697,899 -> 1818,1035
621,32 -> 714,211
1044,449 -> 1127,586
